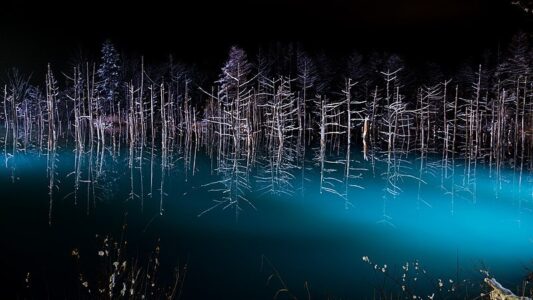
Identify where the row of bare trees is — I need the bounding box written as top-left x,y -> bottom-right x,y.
0,36 -> 531,221
1,37 -> 532,180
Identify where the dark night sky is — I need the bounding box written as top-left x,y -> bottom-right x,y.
0,0 -> 530,76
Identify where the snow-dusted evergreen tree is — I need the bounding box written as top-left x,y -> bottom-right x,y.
218,46 -> 252,101
216,45 -> 255,155
96,40 -> 121,114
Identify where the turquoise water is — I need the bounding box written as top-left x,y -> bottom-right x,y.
0,147 -> 532,299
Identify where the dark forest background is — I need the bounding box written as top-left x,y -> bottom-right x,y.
0,0 -> 531,80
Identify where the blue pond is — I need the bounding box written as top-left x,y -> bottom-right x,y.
0,148 -> 532,299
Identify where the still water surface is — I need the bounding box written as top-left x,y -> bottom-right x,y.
1,148 -> 532,299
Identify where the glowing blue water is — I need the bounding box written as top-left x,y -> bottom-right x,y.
0,150 -> 532,298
